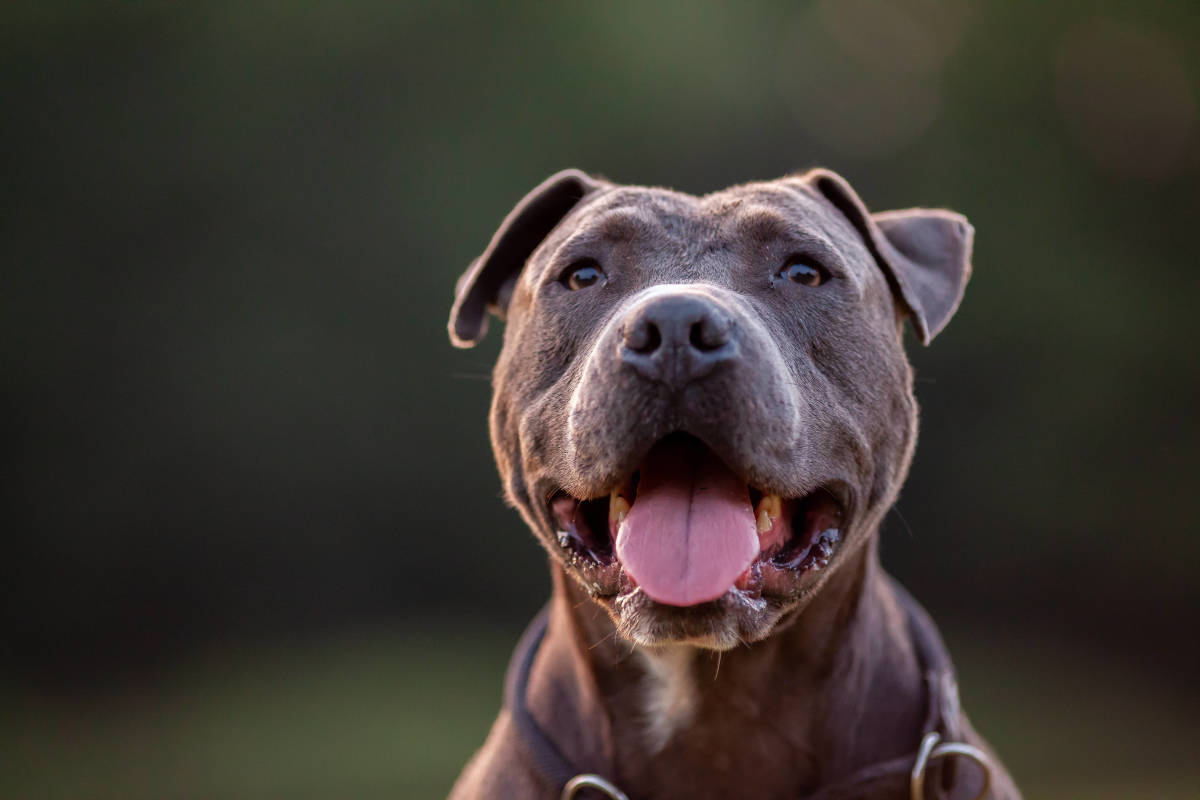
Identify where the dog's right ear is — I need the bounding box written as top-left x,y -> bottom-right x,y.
449,169 -> 607,348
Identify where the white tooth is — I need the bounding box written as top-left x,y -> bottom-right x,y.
755,494 -> 782,534
610,492 -> 630,525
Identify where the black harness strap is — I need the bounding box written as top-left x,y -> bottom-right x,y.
503,605 -> 580,792
504,581 -> 988,800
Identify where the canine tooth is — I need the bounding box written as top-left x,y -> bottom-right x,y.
755,494 -> 782,534
610,492 -> 630,525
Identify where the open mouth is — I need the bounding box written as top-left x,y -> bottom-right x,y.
549,433 -> 847,607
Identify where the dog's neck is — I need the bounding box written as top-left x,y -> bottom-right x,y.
523,541 -> 928,798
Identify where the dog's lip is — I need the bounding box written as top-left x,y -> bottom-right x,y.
544,436 -> 852,602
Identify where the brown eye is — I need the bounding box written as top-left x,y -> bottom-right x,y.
781,259 -> 828,287
563,262 -> 606,291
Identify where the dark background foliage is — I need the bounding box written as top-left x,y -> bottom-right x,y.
2,1 -> 1197,796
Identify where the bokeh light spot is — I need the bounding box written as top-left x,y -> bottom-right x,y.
1056,19 -> 1197,182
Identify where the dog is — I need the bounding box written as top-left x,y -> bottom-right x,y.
446,169 -> 1021,799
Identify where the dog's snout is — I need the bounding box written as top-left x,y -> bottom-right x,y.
620,294 -> 736,383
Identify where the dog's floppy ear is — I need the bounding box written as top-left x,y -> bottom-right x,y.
449,169 -> 607,348
805,169 -> 973,344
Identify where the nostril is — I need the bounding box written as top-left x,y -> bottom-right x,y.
689,318 -> 729,352
626,321 -> 662,355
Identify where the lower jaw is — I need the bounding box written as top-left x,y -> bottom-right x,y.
605,578 -> 801,649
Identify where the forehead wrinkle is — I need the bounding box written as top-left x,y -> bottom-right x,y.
591,207 -> 663,242
725,207 -> 794,242
701,202 -> 833,258
552,208 -> 661,264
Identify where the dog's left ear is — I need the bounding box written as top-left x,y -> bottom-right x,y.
449,169 -> 608,348
804,169 -> 973,344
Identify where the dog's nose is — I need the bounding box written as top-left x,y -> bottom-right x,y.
620,293 -> 736,383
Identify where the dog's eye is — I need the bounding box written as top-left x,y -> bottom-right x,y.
780,258 -> 828,287
563,261 -> 607,291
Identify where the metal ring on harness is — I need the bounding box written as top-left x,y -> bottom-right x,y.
910,731 -> 993,800
560,773 -> 631,800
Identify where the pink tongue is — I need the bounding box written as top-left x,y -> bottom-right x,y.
616,437 -> 759,607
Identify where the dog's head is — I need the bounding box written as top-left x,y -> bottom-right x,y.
449,169 -> 971,649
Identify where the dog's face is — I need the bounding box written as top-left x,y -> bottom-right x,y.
450,170 -> 971,649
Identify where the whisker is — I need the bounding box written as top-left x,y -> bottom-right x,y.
588,630 -> 617,650
890,505 -> 915,540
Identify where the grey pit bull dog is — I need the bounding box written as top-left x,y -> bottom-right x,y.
446,169 -> 1021,800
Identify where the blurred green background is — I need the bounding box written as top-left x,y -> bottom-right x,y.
2,1 -> 1198,797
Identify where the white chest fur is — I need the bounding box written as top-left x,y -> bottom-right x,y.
636,645 -> 699,752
